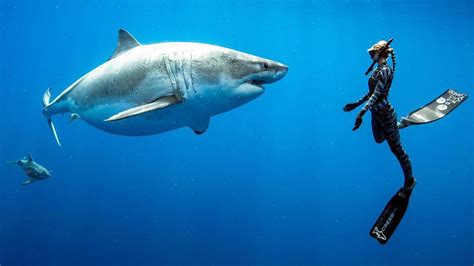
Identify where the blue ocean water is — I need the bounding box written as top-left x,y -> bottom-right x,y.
0,0 -> 472,264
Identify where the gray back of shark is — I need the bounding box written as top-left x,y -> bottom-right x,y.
6,153 -> 52,185
42,29 -> 288,146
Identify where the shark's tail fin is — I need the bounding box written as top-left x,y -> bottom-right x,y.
43,88 -> 61,147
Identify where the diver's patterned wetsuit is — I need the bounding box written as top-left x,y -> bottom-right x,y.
355,63 -> 413,182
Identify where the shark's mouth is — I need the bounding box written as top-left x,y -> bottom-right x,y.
247,79 -> 266,89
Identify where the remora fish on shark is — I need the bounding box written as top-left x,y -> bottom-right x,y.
42,29 -> 288,146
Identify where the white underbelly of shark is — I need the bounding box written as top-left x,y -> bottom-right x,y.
79,100 -> 209,136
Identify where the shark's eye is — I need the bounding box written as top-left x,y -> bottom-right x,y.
263,62 -> 269,69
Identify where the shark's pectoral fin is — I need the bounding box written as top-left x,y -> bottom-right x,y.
105,96 -> 178,122
21,178 -> 36,185
189,118 -> 210,135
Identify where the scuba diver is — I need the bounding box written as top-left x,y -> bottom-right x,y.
343,39 -> 468,244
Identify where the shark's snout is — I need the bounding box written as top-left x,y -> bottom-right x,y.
261,60 -> 288,84
246,60 -> 288,87
271,62 -> 288,83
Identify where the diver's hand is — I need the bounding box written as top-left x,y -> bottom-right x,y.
343,102 -> 358,112
352,110 -> 366,131
353,116 -> 363,131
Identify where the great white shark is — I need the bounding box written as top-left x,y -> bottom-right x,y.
42,29 -> 288,146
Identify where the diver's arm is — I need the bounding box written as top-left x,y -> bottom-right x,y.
355,92 -> 371,106
343,91 -> 371,112
353,83 -> 382,131
353,68 -> 390,131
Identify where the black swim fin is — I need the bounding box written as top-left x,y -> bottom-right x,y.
369,188 -> 413,244
399,89 -> 468,129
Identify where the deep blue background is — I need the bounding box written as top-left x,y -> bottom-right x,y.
1,0 -> 472,265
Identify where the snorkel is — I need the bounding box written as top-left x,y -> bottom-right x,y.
365,38 -> 394,75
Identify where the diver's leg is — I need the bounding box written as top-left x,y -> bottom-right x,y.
397,117 -> 410,129
381,106 -> 414,186
372,114 -> 385,143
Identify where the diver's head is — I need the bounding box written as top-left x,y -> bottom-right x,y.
368,40 -> 396,71
368,40 -> 393,61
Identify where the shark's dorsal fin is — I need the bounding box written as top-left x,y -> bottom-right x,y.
109,29 -> 141,61
27,153 -> 33,162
